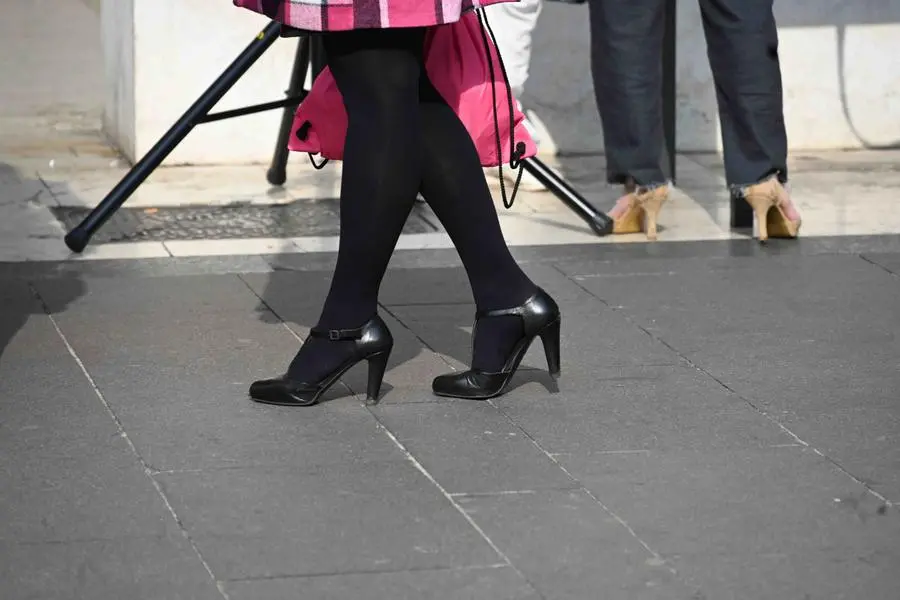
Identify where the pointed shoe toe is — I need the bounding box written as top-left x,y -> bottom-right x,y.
431,371 -> 508,400
248,376 -> 319,407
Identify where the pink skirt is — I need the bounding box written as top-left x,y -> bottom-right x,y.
233,0 -> 516,32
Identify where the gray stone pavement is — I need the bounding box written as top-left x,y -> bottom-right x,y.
2,236 -> 900,599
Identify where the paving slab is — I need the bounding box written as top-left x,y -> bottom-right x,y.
378,266 -> 476,306
44,305 -> 296,370
0,336 -> 125,463
0,536 -> 220,600
0,276 -> 82,364
42,307 -> 381,472
779,407 -> 900,503
556,446 -> 900,600
2,307 -> 62,365
0,427 -> 175,544
457,489 -> 696,600
0,164 -> 71,262
690,349 -> 900,420
557,254 -> 900,337
0,279 -> 41,309
493,365 -> 794,456
0,307 -> 181,546
0,255 -> 275,281
554,256 -> 900,405
554,252 -> 900,508
373,401 -> 576,494
238,270 -> 336,326
76,366 -> 400,473
0,354 -> 176,544
804,235 -> 900,256
2,237 -> 900,598
156,461 -> 500,580
34,273 -> 264,316
224,565 -> 539,600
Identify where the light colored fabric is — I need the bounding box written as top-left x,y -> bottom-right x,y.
483,0 -> 541,98
233,0 -> 516,32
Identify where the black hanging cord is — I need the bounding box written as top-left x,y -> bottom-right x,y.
476,9 -> 526,209
308,154 -> 329,169
296,120 -> 330,169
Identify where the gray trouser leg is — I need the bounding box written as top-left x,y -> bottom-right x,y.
588,0 -> 668,186
589,0 -> 788,190
699,0 -> 788,188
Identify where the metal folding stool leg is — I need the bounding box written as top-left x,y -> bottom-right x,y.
65,22 -> 288,253
267,36 -> 312,186
266,34 -> 327,186
521,158 -> 614,236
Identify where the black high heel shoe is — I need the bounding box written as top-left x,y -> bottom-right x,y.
432,289 -> 561,400
249,315 -> 393,406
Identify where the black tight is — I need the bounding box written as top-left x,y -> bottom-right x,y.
288,26 -> 535,380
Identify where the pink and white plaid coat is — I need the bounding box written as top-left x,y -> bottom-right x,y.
233,0 -> 514,32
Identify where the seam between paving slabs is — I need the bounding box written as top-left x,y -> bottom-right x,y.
30,283 -> 232,600
235,274 -> 548,599
487,395 -> 675,574
367,416 -> 544,599
550,263 -> 895,509
224,562 -> 511,583
860,254 -> 900,279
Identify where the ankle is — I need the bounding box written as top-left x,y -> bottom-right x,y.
472,315 -> 524,372
287,335 -> 357,381
475,282 -> 537,314
315,309 -> 376,332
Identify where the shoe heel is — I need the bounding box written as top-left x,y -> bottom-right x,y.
365,351 -> 390,404
539,319 -> 561,379
638,187 -> 668,241
745,193 -> 774,242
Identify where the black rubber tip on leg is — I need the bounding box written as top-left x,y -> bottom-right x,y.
64,227 -> 90,254
588,213 -> 615,237
266,167 -> 287,187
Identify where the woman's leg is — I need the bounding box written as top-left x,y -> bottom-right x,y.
289,25 -> 539,380
419,71 -> 560,399
287,27 -> 425,382
417,76 -> 537,371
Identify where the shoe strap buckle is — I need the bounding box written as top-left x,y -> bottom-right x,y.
310,325 -> 364,341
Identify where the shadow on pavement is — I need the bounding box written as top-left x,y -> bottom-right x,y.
0,269 -> 85,364
0,162 -> 86,364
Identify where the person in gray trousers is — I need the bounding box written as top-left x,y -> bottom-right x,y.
588,0 -> 802,242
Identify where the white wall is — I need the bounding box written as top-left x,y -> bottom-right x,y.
102,0 -> 299,165
525,0 -> 900,155
101,0 -> 135,159
103,0 -> 900,164
676,0 -> 900,152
